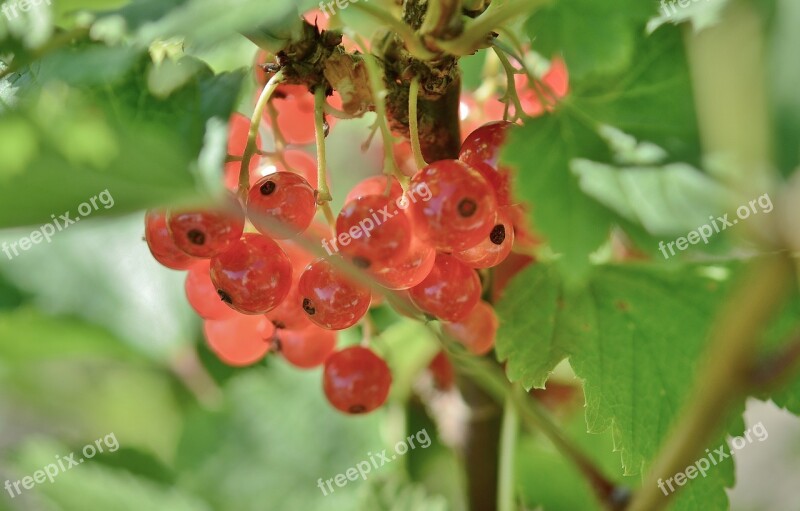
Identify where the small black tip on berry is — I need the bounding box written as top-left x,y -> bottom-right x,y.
217,290 -> 233,304
260,181 -> 277,196
348,404 -> 367,414
187,229 -> 206,245
302,298 -> 316,315
489,224 -> 506,245
352,257 -> 371,269
272,320 -> 286,329
457,198 -> 478,217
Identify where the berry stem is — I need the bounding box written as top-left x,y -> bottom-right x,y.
497,394 -> 518,511
350,3 -> 435,60
314,86 -> 333,203
360,50 -> 410,188
240,69 -> 286,199
409,76 -> 428,170
492,45 -> 525,122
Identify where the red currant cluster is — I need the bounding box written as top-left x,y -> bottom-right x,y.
142,26 -> 553,415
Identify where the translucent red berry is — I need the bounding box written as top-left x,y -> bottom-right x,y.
262,84 -> 318,145
265,284 -> 313,331
345,176 -> 404,203
459,121 -> 514,205
323,346 -> 392,414
144,210 -> 196,270
409,253 -> 481,321
454,207 -> 515,268
204,315 -> 273,367
428,351 -> 455,390
298,258 -> 371,330
247,172 -> 316,239
167,197 -> 245,258
185,260 -> 238,320
335,195 -> 411,269
407,159 -> 497,252
372,236 -> 435,290
443,300 -> 498,355
277,326 -> 337,369
210,233 -> 292,314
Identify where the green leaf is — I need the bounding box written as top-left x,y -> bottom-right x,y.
495,262 -> 739,509
525,0 -> 653,79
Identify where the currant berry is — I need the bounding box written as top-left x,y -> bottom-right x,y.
262,84 -> 318,146
167,196 -> 245,258
454,207 -> 515,268
323,346 -> 392,414
144,210 -> 196,270
277,325 -> 337,369
265,284 -> 313,331
442,300 -> 498,355
409,253 -> 481,321
227,112 -> 261,159
345,176 -> 403,203
185,260 -> 239,320
407,160 -> 497,252
336,195 -> 411,269
517,56 -> 569,117
204,315 -> 273,367
459,121 -> 514,205
210,233 -> 292,314
428,351 -> 455,391
298,258 -> 371,330
247,172 -> 316,239
373,235 -> 435,290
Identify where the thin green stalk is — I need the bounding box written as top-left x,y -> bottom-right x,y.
314,86 -> 332,203
349,3 -> 435,60
240,69 -> 285,198
497,394 -> 519,511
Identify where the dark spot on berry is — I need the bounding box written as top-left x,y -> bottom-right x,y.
260,181 -> 276,195
489,224 -> 506,245
271,338 -> 283,352
302,298 -> 316,315
349,404 -> 366,414
457,198 -> 477,217
272,320 -> 286,329
217,290 -> 232,304
352,257 -> 371,269
187,229 -> 205,245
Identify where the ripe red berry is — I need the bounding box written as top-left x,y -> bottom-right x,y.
185,260 -> 239,320
277,325 -> 337,369
262,84 -> 324,146
247,172 -> 316,239
323,346 -> 392,414
428,351 -> 455,390
204,315 -> 273,367
443,300 -> 498,355
345,176 -> 404,203
372,236 -> 435,290
407,160 -> 497,252
335,195 -> 411,269
144,210 -> 196,270
409,253 -> 481,321
459,121 -> 514,205
454,206 -> 515,269
265,284 -> 313,331
298,258 -> 371,330
210,234 -> 292,314
167,197 -> 245,258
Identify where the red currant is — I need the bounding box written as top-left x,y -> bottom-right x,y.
185,260 -> 239,320
345,176 -> 403,203
323,346 -> 392,414
443,300 -> 498,355
262,84 -> 319,146
167,196 -> 245,258
247,172 -> 316,239
428,351 -> 455,390
204,315 -> 273,366
409,253 -> 481,321
144,210 -> 196,270
265,283 -> 313,330
407,160 -> 497,252
454,206 -> 515,268
277,325 -> 337,369
210,233 -> 293,314
372,235 -> 435,290
298,258 -> 371,330
336,195 -> 411,269
459,121 -> 514,205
